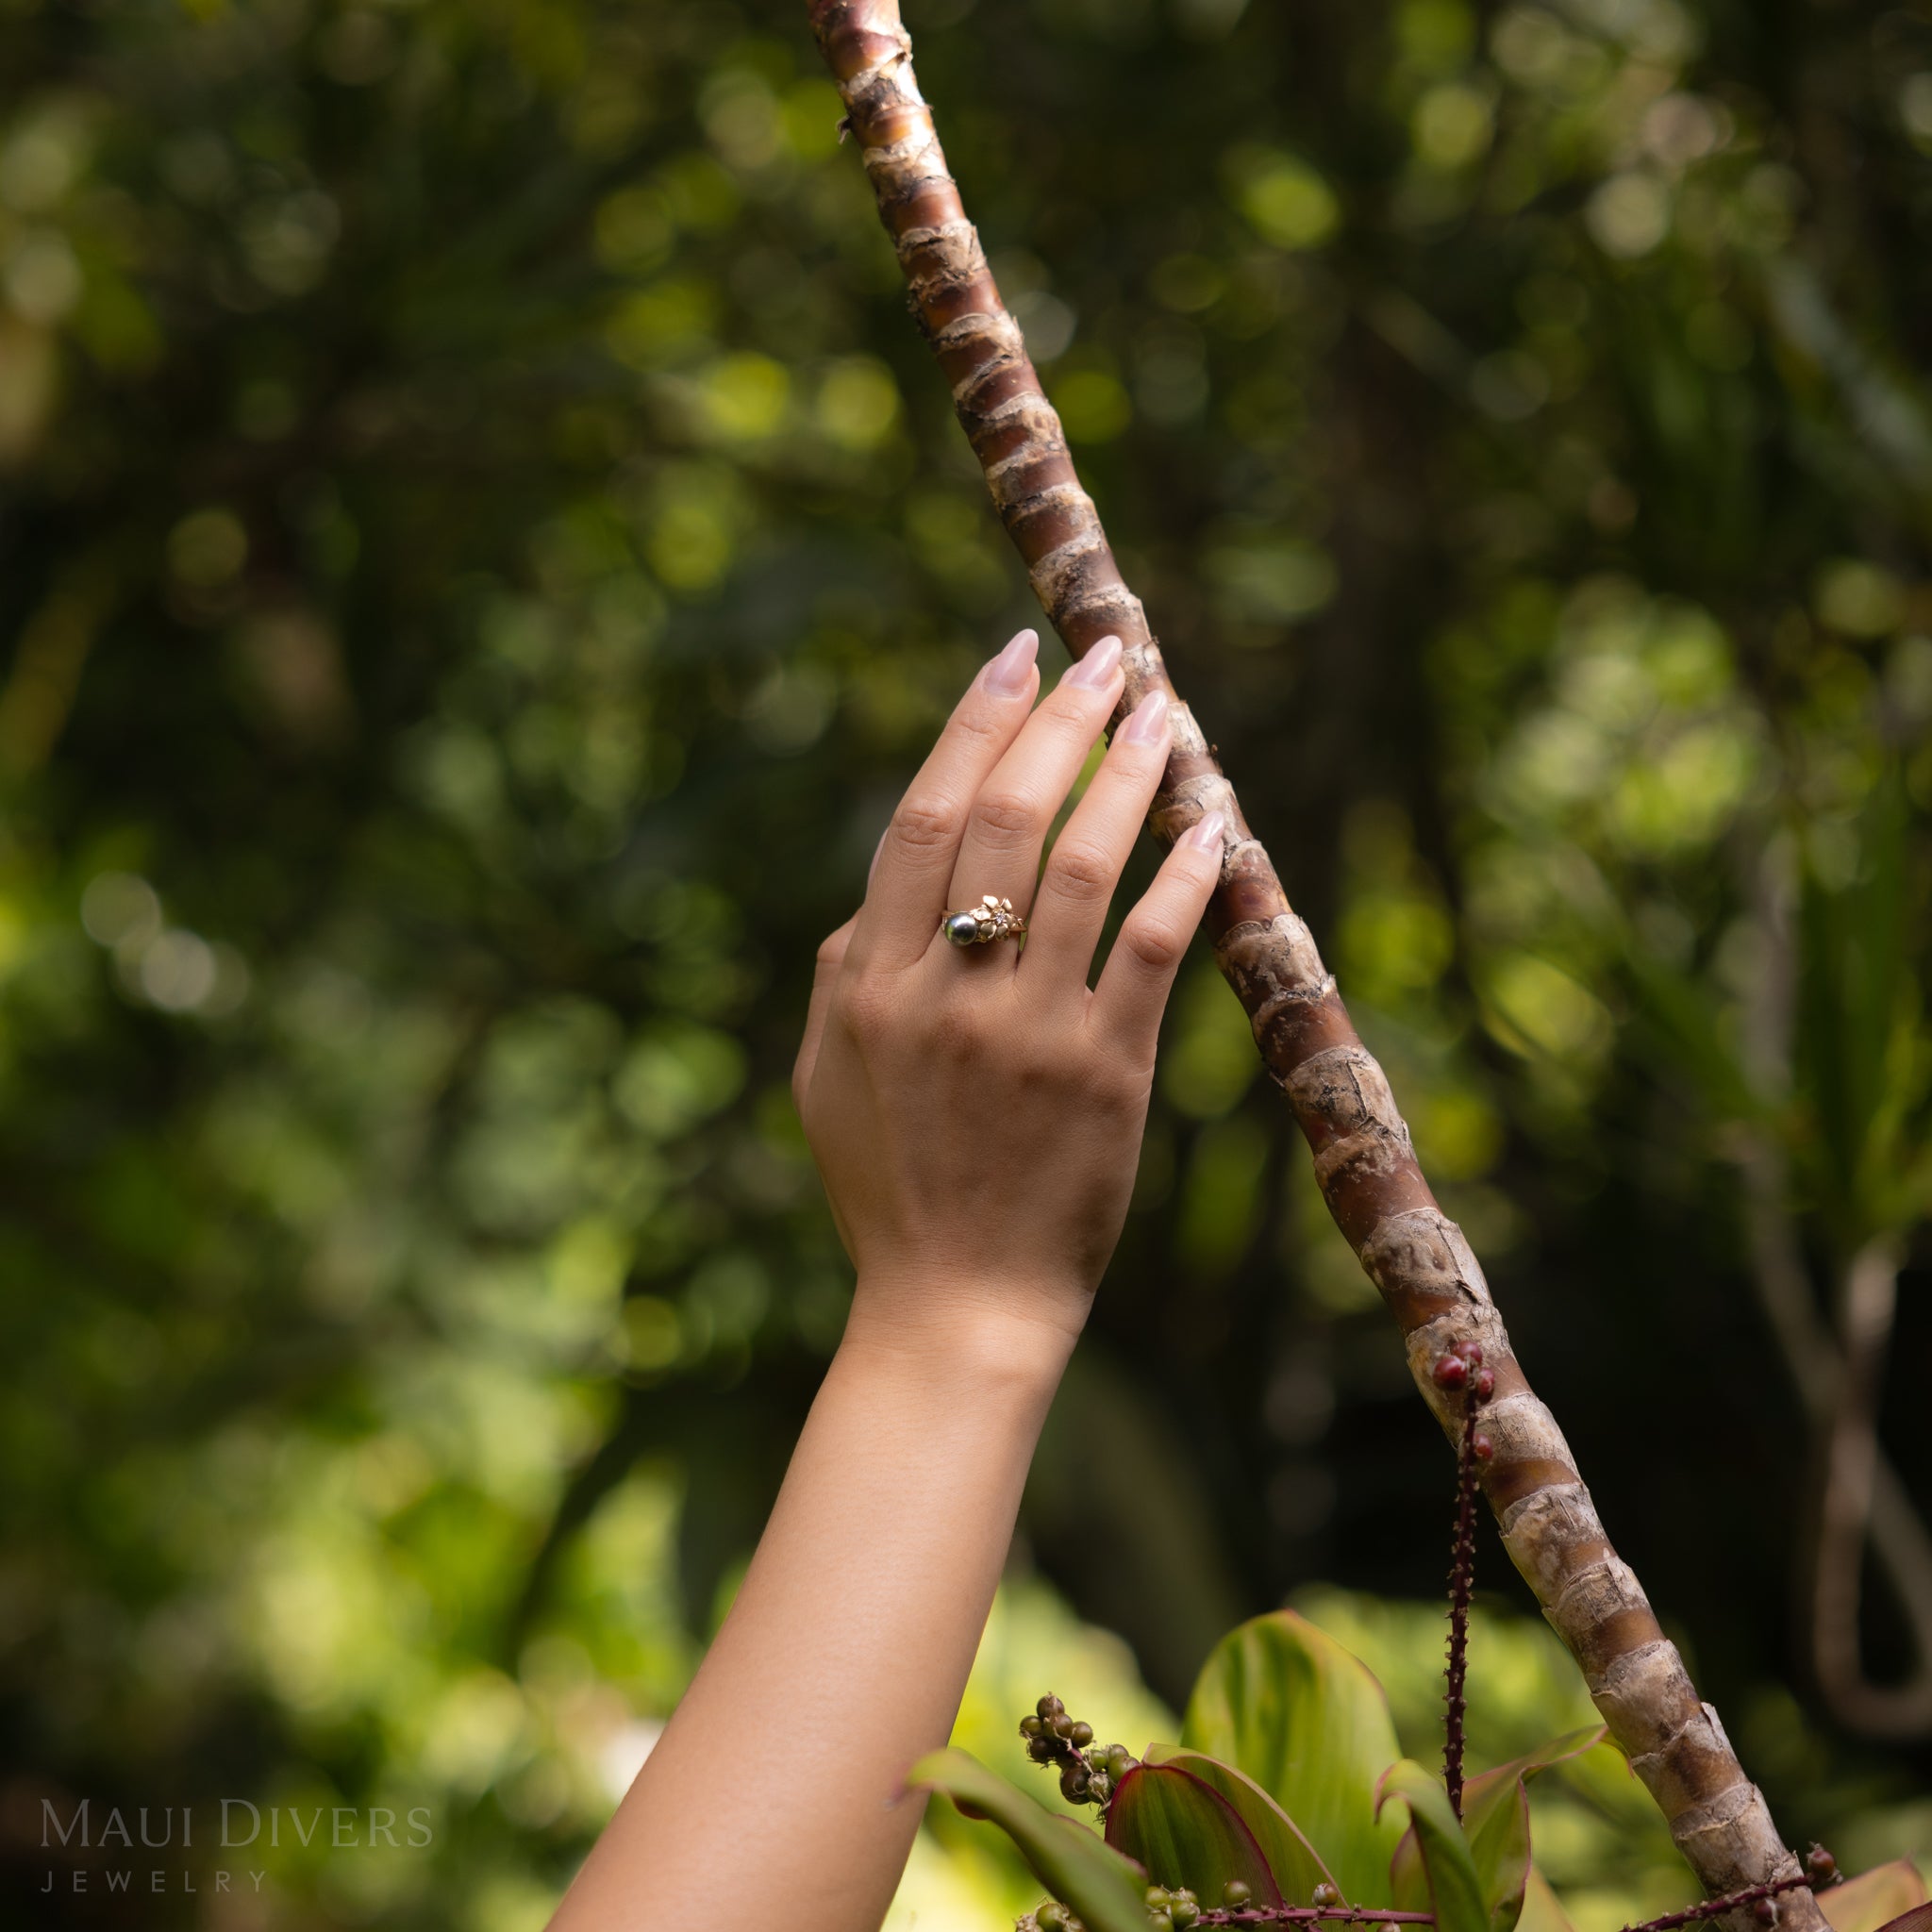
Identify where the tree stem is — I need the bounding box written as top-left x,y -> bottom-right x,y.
804,3 -> 1820,1916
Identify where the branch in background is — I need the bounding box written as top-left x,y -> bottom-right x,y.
805,1 -> 1819,1909
1737,858 -> 1932,1739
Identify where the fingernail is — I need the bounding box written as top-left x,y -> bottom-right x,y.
1119,689 -> 1168,745
869,825 -> 888,885
1183,809 -> 1226,852
984,628 -> 1039,692
1061,634 -> 1123,691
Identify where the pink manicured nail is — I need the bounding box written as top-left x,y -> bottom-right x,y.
983,628 -> 1040,692
1061,634 -> 1123,691
869,825 -> 889,885
1183,809 -> 1226,851
1119,689 -> 1168,744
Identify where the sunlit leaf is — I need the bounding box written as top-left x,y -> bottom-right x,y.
1380,1759 -> 1491,1932
909,1748 -> 1151,1932
1183,1611 -> 1406,1905
1106,1758 -> 1284,1905
1461,1727 -> 1606,1932
1144,1744 -> 1342,1903
1823,1867 -> 1930,1932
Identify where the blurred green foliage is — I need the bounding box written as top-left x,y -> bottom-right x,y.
2,0 -> 1930,1925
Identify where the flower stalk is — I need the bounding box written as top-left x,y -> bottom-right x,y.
1433,1345 -> 1492,1818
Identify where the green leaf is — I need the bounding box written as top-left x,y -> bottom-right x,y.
1379,1759 -> 1491,1932
1183,1609 -> 1406,1905
1517,1866 -> 1579,1932
908,1748 -> 1151,1932
1822,1866 -> 1929,1932
1460,1727 -> 1606,1932
1106,1759 -> 1285,1905
1144,1744 -> 1343,1903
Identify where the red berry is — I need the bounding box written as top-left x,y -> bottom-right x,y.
1453,1338 -> 1484,1367
1472,1432 -> 1493,1461
1472,1367 -> 1495,1403
1432,1355 -> 1469,1391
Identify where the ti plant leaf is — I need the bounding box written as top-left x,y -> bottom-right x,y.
1143,1744 -> 1343,1904
908,1748 -> 1151,1932
1105,1759 -> 1285,1907
1517,1866 -> 1579,1932
1459,1727 -> 1606,1932
1869,1907 -> 1932,1932
1380,1760 -> 1491,1932
1183,1609 -> 1406,1905
1823,1867 -> 1931,1932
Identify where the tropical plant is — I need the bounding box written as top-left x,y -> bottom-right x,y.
914,1471 -> 1924,1932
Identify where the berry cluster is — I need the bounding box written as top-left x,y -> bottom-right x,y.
1019,1693 -> 1137,1807
1021,1881 -> 1258,1930
1023,1906 -> 1085,1932
1143,1877 -> 1205,1924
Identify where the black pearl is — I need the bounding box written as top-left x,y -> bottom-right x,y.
943,912 -> 981,945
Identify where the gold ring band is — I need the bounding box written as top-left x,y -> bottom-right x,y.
941,895 -> 1026,946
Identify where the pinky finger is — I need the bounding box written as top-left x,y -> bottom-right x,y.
1090,813 -> 1227,1049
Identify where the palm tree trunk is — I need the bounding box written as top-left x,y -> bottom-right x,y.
804,1 -> 1818,1916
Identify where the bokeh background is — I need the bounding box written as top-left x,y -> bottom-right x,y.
3,0 -> 1931,1924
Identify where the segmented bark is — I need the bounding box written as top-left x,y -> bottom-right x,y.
806,3 -> 1818,1915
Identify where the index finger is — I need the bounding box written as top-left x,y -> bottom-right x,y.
851,628 -> 1040,970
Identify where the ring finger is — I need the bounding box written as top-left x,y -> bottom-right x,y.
940,635 -> 1126,951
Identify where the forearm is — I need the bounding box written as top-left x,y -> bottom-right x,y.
549,1291 -> 1074,1932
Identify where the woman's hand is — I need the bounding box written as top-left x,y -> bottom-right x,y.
792,625 -> 1225,1352
555,625 -> 1224,1932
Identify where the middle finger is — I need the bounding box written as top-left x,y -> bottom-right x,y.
941,636 -> 1126,944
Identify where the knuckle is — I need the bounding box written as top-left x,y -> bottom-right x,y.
892,791 -> 960,851
815,932 -> 846,974
971,787 -> 1041,841
926,999 -> 985,1063
836,971 -> 892,1038
1048,680 -> 1111,724
951,703 -> 1006,745
1122,912 -> 1186,972
1047,839 -> 1116,901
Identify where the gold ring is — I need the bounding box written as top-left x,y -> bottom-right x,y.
941,894 -> 1026,947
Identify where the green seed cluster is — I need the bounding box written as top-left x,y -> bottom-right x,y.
1017,1693 -> 1136,1807
1146,1884 -> 1201,1927
1020,1906 -> 1086,1932
1019,1870 -> 1262,1930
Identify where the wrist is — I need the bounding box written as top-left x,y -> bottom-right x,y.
838,1277 -> 1079,1399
